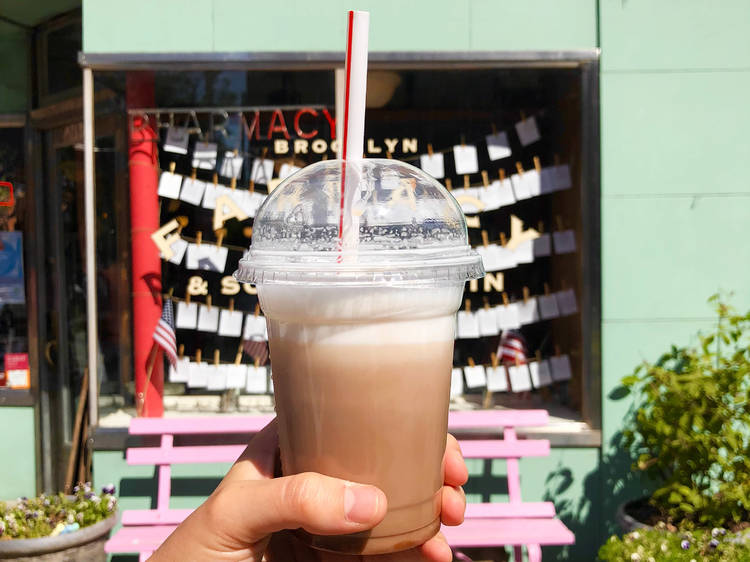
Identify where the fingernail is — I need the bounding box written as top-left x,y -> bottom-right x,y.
344,484 -> 380,523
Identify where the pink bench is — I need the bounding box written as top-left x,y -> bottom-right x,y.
105,410 -> 573,561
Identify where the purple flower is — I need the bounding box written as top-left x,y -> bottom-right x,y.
73,485 -> 80,493
709,539 -> 719,549
43,498 -> 50,507
84,491 -> 94,499
681,539 -> 690,550
0,520 -> 5,536
102,483 -> 116,495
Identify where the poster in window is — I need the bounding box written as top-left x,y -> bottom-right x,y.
0,232 -> 24,304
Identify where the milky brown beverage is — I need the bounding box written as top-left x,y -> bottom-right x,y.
234,158 -> 484,554
260,284 -> 462,554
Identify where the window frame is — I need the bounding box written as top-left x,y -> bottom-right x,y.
81,51 -> 601,447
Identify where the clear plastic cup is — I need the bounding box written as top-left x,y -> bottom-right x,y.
235,159 -> 483,554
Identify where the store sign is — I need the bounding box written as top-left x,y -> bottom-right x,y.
158,108 -> 418,156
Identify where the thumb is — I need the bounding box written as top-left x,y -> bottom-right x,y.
210,472 -> 388,543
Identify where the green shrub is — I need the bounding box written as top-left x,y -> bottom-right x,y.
621,296 -> 750,527
0,483 -> 117,539
599,525 -> 749,561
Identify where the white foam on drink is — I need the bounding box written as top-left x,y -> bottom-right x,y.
259,284 -> 462,345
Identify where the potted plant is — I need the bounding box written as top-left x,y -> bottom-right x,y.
0,483 -> 117,561
599,297 -> 749,560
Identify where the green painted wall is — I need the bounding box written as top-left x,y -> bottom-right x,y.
0,21 -> 29,113
598,0 -> 750,540
0,408 -> 36,499
82,0 -> 597,53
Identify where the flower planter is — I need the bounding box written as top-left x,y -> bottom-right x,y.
0,513 -> 116,561
616,498 -> 653,533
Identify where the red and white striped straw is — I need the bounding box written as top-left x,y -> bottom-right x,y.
338,10 -> 369,252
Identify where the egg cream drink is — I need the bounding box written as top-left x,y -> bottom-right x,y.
235,159 -> 484,554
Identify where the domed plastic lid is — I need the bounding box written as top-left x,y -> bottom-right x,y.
235,159 -> 484,286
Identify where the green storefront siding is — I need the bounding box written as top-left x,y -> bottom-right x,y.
5,0 -> 739,559
0,408 -> 37,499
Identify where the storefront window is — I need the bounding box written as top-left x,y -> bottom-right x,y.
92,60 -> 599,430
0,127 -> 30,391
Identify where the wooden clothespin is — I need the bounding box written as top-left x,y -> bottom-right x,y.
515,355 -> 522,367
178,344 -> 185,359
535,349 -> 542,362
467,357 -> 476,367
515,162 -> 524,176
523,286 -> 530,304
483,296 -> 490,310
234,343 -> 243,365
185,291 -> 191,305
554,345 -> 561,357
322,153 -> 328,161
481,170 -> 489,188
196,231 -> 203,246
254,357 -> 261,369
214,349 -> 221,366
386,151 -> 393,160
460,135 -> 466,147
261,147 -> 268,160
491,123 -> 498,135
195,348 -> 202,364
190,168 -> 197,180
427,143 -> 434,157
215,228 -> 227,247
499,232 -> 507,247
556,215 -> 564,232
502,292 -> 510,306
254,302 -> 261,317
249,178 -> 255,193
544,283 -> 551,296
537,220 -> 545,234
176,216 -> 188,234
212,173 -> 218,186
167,287 -> 174,299
490,352 -> 499,368
206,294 -> 212,310
533,156 -> 542,173
169,161 -> 176,174
445,178 -> 453,191
229,298 -> 235,312
464,298 -> 471,313
463,175 -> 470,189
230,177 -> 237,190
481,230 -> 489,247
498,169 -> 506,181
520,110 -> 527,121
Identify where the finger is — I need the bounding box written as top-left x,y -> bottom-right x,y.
440,485 -> 466,526
208,472 -> 387,543
419,531 -> 453,562
443,434 -> 468,487
222,418 -> 279,485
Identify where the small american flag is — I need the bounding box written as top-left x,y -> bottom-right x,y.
153,299 -> 178,368
243,338 -> 269,365
498,330 -> 527,365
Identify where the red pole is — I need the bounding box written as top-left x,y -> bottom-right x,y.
127,72 -> 163,417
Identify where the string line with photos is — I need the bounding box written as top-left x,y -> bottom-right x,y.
148,104 -> 581,404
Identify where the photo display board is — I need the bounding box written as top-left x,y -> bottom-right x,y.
145,66 -> 597,421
